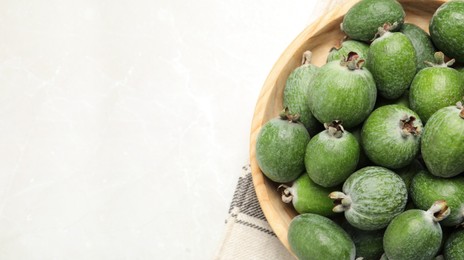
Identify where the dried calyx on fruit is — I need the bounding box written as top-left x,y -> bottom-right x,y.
279,107 -> 300,123
324,120 -> 345,138
340,52 -> 365,70
424,51 -> 455,67
400,115 -> 421,137
457,99 -> 464,119
372,22 -> 399,40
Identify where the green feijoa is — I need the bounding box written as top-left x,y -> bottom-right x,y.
361,105 -> 423,169
327,40 -> 370,63
308,53 -> 377,128
409,52 -> 464,123
366,27 -> 416,99
341,0 -> 405,42
456,66 -> 464,81
283,51 -> 322,136
383,201 -> 450,260
342,221 -> 385,260
256,110 -> 310,183
430,0 -> 464,62
411,170 -> 464,226
351,127 -> 371,169
288,213 -> 356,260
397,162 -> 420,215
444,228 -> 464,260
400,23 -> 436,71
375,89 -> 410,109
421,104 -> 464,178
330,166 -> 408,231
279,174 -> 335,216
305,121 -> 360,187
396,159 -> 424,192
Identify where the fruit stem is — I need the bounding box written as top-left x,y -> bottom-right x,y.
301,51 -> 312,65
278,184 -> 293,204
329,191 -> 351,212
400,115 -> 421,137
279,107 -> 300,123
332,35 -> 348,51
324,120 -> 344,138
457,101 -> 464,119
341,52 -> 364,70
372,22 -> 397,41
424,52 -> 455,68
427,200 -> 450,222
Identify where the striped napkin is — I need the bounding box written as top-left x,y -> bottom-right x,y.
214,165 -> 293,260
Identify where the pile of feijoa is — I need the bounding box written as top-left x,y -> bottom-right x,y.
255,0 -> 464,259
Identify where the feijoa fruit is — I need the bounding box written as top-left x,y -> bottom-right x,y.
279,174 -> 335,216
400,23 -> 436,71
409,52 -> 464,122
305,121 -> 360,187
308,53 -> 376,128
361,105 -> 423,169
411,169 -> 464,226
283,51 -> 321,136
288,213 -> 356,260
430,0 -> 464,62
444,228 -> 464,260
330,166 -> 408,230
256,109 -> 310,183
383,200 -> 450,260
366,25 -> 416,99
421,103 -> 464,178
341,0 -> 405,42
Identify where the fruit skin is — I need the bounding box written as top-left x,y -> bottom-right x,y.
283,55 -> 321,136
400,23 -> 436,71
256,117 -> 310,183
288,213 -> 356,260
361,105 -> 423,169
341,0 -> 405,42
327,40 -> 370,63
375,90 -> 410,109
351,127 -> 371,169
421,105 -> 464,178
305,125 -> 360,187
334,166 -> 408,230
411,170 -> 464,226
444,229 -> 464,260
366,31 -> 416,99
409,65 -> 464,122
308,59 -> 377,128
456,66 -> 464,81
342,221 -> 385,260
430,0 -> 464,62
281,174 -> 335,216
396,159 -> 424,192
383,208 -> 443,260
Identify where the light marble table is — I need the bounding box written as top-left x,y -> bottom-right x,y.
0,0 -> 333,259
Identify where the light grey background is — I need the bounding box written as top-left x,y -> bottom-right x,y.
0,0 -> 332,258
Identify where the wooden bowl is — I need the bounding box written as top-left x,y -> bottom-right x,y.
249,0 -> 446,254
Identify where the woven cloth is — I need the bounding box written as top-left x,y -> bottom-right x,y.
214,165 -> 294,260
